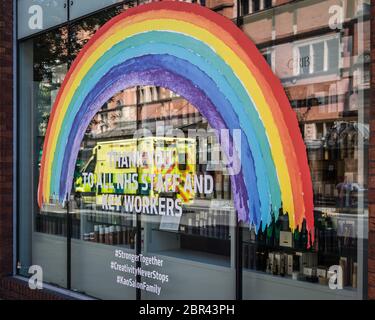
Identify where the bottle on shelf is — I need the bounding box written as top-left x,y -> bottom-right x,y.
129,231 -> 135,249
109,226 -> 114,245
243,243 -> 249,269
208,216 -> 213,238
99,227 -> 105,243
215,172 -> 223,199
187,217 -> 193,234
223,174 -> 230,199
352,262 -> 358,289
116,226 -> 123,245
194,213 -> 200,235
123,227 -> 128,245
94,225 -> 99,242
104,227 -> 110,245
213,211 -> 219,238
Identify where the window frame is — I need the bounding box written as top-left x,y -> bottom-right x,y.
293,34 -> 342,77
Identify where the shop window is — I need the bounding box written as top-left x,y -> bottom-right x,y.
69,89 -> 236,299
241,1 -> 368,300
17,0 -> 369,301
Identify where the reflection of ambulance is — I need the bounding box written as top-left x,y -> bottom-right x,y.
74,137 -> 196,207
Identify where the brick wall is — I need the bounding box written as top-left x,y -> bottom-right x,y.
206,0 -> 234,18
369,0 -> 375,300
0,277 -> 70,300
0,0 -> 14,279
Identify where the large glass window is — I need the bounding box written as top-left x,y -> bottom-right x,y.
18,26 -> 69,287
18,2 -> 136,296
17,0 -> 370,300
67,89 -> 236,299
241,0 -> 370,299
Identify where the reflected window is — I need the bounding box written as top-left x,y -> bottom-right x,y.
252,0 -> 260,13
264,0 -> 272,9
295,36 -> 341,76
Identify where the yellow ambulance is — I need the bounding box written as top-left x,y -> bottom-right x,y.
74,137 -> 196,207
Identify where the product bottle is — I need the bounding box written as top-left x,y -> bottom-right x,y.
294,229 -> 301,250
293,254 -> 300,274
213,211 -> 218,238
124,227 -> 129,245
94,225 -> 99,242
109,226 -> 114,245
179,224 -> 186,233
99,227 -> 105,244
223,175 -> 230,199
219,211 -> 224,239
204,212 -> 209,237
274,260 -> 278,275
280,254 -> 285,277
187,218 -> 193,234
215,172 -> 223,199
352,262 -> 358,288
113,225 -> 117,245
116,226 -> 123,245
266,257 -> 270,274
130,231 -> 135,249
313,226 -> 319,252
225,212 -> 230,239
339,257 -> 348,287
208,217 -> 212,238
266,224 -> 272,247
195,213 -> 200,235
105,227 -> 110,245
301,221 -> 308,249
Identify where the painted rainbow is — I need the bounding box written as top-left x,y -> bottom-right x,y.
37,2 -> 314,241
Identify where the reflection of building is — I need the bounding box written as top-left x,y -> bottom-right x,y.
234,0 -> 371,299
1,0 -> 375,300
89,87 -> 201,139
89,0 -> 371,213
237,0 -> 370,213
